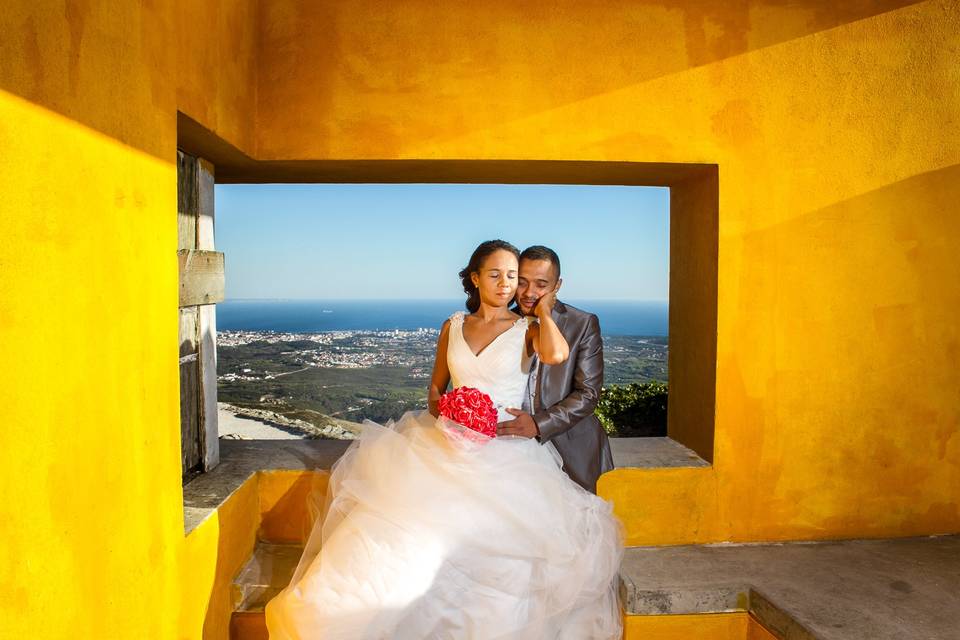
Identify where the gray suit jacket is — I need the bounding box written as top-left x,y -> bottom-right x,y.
524,301 -> 615,493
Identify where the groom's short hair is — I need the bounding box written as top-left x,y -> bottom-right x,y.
519,245 -> 561,277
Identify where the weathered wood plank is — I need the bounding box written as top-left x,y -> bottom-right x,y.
180,358 -> 201,478
177,151 -> 198,250
178,249 -> 225,306
178,306 -> 202,478
178,150 -> 221,477
198,303 -> 220,471
178,208 -> 197,251
179,306 -> 198,357
197,157 -> 215,250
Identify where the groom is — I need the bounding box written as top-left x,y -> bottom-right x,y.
497,245 -> 615,494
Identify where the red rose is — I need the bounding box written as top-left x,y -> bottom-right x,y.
438,386 -> 497,441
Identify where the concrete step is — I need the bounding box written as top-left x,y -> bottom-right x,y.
226,542 -> 760,640
229,611 -> 267,640
230,543 -> 301,640
230,534 -> 960,640
231,542 -> 302,612
620,534 -> 960,640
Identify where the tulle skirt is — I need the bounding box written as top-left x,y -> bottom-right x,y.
264,410 -> 624,639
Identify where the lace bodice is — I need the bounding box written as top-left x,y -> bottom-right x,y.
446,311 -> 533,422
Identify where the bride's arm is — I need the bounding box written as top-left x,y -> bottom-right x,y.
427,319 -> 452,417
529,288 -> 569,365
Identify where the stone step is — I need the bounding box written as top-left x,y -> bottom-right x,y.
230,534 -> 960,640
620,534 -> 960,640
231,542 -> 302,612
226,543 -> 755,640
230,543 -> 300,640
229,611 -> 267,640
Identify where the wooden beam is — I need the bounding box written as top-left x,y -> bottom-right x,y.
177,151 -> 198,251
177,149 -> 222,477
197,157 -> 215,250
198,303 -> 219,471
179,306 -> 201,477
178,250 -> 225,307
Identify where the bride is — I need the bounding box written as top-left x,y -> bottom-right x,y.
264,240 -> 624,639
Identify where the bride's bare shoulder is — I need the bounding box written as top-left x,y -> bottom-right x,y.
438,313 -> 459,339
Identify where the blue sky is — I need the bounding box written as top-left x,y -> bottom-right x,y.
214,183 -> 669,301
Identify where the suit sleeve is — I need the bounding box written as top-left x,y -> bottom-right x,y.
533,313 -> 604,442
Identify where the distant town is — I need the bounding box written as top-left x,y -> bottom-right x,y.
218,328 -> 438,379
216,328 -> 667,435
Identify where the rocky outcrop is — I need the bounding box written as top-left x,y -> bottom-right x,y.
219,403 -> 361,440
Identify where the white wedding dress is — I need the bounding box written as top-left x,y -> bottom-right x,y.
264,312 -> 624,639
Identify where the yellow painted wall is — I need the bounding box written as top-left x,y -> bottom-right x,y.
258,469 -> 330,544
180,476 -> 259,640
1,1 -> 958,638
0,2 -> 257,638
176,0 -> 259,156
0,87 -> 182,640
254,0 -> 960,544
624,612 -> 777,640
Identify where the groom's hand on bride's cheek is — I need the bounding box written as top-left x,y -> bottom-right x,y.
496,408 -> 540,439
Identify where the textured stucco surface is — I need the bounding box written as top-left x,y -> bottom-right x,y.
1,2 -> 958,638
255,0 -> 960,544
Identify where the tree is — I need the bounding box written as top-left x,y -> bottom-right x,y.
595,381 -> 668,437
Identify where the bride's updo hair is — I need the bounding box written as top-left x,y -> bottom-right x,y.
459,240 -> 520,313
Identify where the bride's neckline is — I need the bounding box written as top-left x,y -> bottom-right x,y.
460,314 -> 526,358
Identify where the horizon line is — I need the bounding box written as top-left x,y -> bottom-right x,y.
223,297 -> 670,303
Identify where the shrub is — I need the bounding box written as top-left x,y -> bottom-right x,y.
596,381 -> 668,437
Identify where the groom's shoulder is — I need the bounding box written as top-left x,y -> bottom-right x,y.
557,301 -> 600,329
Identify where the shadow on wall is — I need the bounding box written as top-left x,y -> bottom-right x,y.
725,161 -> 960,536
0,1 -> 927,162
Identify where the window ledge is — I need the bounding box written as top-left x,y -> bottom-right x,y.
610,436 -> 709,469
184,435 -> 708,535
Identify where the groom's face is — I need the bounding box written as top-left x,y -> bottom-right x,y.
517,258 -> 561,316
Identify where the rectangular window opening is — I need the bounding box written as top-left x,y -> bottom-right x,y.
212,183 -> 673,445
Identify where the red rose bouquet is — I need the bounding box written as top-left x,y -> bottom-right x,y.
437,386 -> 498,440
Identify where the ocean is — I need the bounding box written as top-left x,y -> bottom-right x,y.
217,299 -> 668,336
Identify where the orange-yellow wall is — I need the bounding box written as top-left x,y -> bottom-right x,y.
623,612 -> 778,640
180,476 -> 260,640
0,1 -> 258,638
258,469 -> 330,544
1,1 -> 958,638
176,0 -> 259,156
254,0 -> 960,544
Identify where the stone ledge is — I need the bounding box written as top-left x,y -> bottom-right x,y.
183,439 -> 351,535
620,534 -> 960,640
184,435 -> 706,535
610,436 -> 709,468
